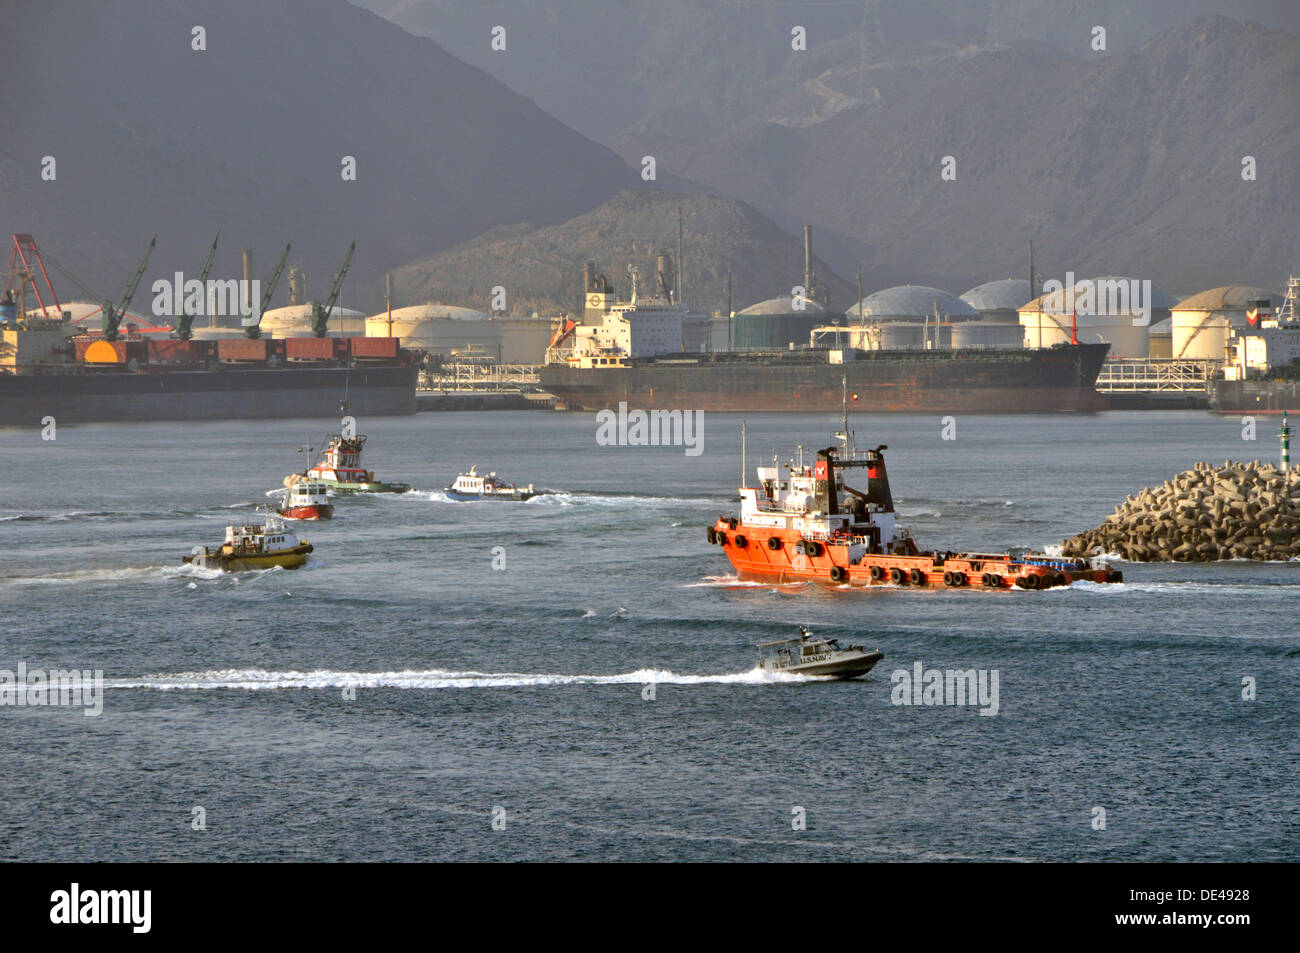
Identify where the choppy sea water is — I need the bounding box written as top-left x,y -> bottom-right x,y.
1,410 -> 1295,861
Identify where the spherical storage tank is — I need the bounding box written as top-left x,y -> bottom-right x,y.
1018,277 -> 1176,357
1170,286 -> 1283,360
732,296 -> 832,350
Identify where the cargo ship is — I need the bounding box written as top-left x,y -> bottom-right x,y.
1,234 -> 417,425
541,259 -> 1108,413
0,334 -> 418,425
707,430 -> 1121,590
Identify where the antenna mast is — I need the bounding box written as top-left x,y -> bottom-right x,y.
741,422 -> 747,489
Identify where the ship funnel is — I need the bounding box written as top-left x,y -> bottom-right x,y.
863,446 -> 894,512
656,253 -> 674,301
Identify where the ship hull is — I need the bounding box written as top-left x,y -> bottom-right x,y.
711,522 -> 1120,590
541,344 -> 1109,413
761,649 -> 884,679
445,489 -> 538,501
278,504 -> 334,520
1207,378 -> 1300,414
0,365 -> 417,425
183,543 -> 314,573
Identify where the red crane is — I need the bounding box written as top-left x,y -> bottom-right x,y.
6,234 -> 63,320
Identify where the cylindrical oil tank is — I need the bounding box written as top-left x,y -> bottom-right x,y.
364,303 -> 499,358
951,321 -> 1023,349
261,304 -> 366,337
1018,278 -> 1175,357
876,322 -> 924,349
733,296 -> 831,350
1170,286 -> 1283,360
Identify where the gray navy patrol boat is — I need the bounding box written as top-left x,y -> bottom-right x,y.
757,627 -> 883,680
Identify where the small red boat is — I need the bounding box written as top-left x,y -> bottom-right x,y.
277,480 -> 334,520
708,433 -> 1121,591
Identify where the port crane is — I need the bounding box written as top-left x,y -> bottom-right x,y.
6,234 -> 63,321
244,242 -> 292,339
174,231 -> 220,341
310,241 -> 355,338
103,235 -> 156,341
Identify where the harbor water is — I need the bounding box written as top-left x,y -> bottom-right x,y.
1,411 -> 1295,861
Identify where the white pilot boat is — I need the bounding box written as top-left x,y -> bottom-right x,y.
445,465 -> 540,502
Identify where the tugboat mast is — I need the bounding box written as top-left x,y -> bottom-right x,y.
835,373 -> 855,455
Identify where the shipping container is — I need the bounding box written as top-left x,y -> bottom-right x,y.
218,338 -> 270,362
349,336 -> 399,360
146,339 -> 215,364
285,337 -> 336,361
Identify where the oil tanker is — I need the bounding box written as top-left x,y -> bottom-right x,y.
541,257 -> 1108,413
542,343 -> 1109,413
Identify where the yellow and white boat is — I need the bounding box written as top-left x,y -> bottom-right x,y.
183,515 -> 313,572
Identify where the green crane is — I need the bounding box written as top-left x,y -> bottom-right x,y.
102,235 -> 156,341
244,242 -> 292,339
175,230 -> 220,341
310,240 -> 355,338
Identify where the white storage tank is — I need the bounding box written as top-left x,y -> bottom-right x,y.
1019,277 -> 1175,357
951,321 -> 1023,349
260,304 -> 366,337
1170,286 -> 1284,360
365,303 -> 499,358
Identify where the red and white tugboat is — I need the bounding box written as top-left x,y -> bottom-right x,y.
284,433 -> 411,495
277,480 -> 334,520
708,429 -> 1122,591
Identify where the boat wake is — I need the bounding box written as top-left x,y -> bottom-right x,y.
105,665 -> 812,691
524,491 -> 710,508
684,575 -> 807,589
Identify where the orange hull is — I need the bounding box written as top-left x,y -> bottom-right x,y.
710,520 -> 1120,590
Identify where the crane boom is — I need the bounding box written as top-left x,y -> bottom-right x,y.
244,242 -> 292,339
310,240 -> 355,337
176,230 -> 220,340
103,235 -> 156,341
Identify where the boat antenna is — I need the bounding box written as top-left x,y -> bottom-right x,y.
836,373 -> 854,454
740,421 -> 747,490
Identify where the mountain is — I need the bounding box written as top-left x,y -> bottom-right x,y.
0,0 -> 633,313
613,15 -> 1300,293
389,190 -> 857,316
351,0 -> 1297,144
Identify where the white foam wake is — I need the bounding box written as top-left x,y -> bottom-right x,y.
105,665 -> 812,691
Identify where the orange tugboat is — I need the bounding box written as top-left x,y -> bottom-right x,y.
708,426 -> 1122,591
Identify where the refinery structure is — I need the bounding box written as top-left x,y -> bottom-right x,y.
5,223 -> 1300,418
